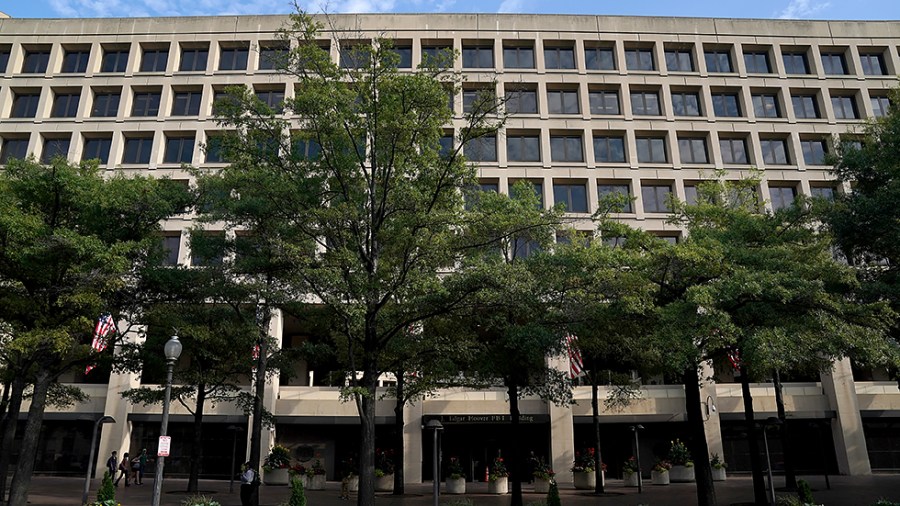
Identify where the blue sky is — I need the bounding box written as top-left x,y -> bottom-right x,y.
1,0 -> 899,19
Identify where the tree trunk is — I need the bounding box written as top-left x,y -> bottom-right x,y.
393,370 -> 404,495
683,367 -> 717,506
739,364 -> 767,505
249,308 -> 271,480
356,374 -> 378,506
507,382 -> 523,506
7,368 -> 52,506
591,376 -> 606,494
187,383 -> 206,493
0,376 -> 25,502
773,370 -> 797,489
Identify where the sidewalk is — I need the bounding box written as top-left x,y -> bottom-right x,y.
24,473 -> 900,505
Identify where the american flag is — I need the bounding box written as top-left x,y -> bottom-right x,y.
566,334 -> 585,379
85,314 -> 115,374
727,347 -> 742,371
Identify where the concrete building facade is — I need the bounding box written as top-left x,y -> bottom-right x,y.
1,13 -> 899,483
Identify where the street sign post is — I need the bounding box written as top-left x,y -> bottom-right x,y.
158,436 -> 171,457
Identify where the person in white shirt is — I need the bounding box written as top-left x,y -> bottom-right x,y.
240,462 -> 258,506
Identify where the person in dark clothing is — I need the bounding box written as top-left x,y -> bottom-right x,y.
240,462 -> 259,506
114,452 -> 131,487
105,451 -> 118,479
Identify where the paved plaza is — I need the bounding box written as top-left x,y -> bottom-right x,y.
21,474 -> 900,505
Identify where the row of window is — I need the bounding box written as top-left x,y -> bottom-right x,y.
1,38 -> 896,77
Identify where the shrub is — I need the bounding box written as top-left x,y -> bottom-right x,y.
444,500 -> 475,506
97,471 -> 115,502
447,457 -> 465,480
710,453 -> 727,470
546,481 -> 561,506
797,479 -> 815,504
668,439 -> 693,466
181,495 -> 221,506
264,445 -> 292,470
872,500 -> 900,506
287,476 -> 306,506
489,456 -> 509,481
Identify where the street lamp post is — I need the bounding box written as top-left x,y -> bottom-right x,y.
762,417 -> 783,506
81,415 -> 116,505
150,335 -> 183,506
227,425 -> 243,494
425,420 -> 444,506
630,424 -> 644,493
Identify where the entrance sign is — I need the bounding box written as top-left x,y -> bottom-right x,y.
157,436 -> 171,457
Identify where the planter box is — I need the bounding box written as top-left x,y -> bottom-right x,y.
670,465 -> 695,483
573,471 -> 595,490
446,476 -> 466,494
623,472 -> 639,487
711,467 -> 726,481
651,470 -> 670,485
375,474 -> 394,492
534,477 -> 551,493
347,475 -> 359,491
488,476 -> 508,494
264,468 -> 289,486
308,474 -> 326,490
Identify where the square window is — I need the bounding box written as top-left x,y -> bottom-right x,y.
769,186 -> 797,210
101,48 -> 130,73
782,52 -> 810,74
52,92 -> 80,118
132,91 -> 161,117
22,49 -> 50,73
752,94 -> 781,118
760,139 -> 789,165
631,91 -> 661,116
547,89 -> 580,114
671,92 -> 701,116
180,47 -> 209,72
291,137 -> 321,160
832,95 -> 858,120
205,135 -> 228,163
598,184 -> 632,213
422,45 -> 453,67
544,46 -> 575,69
589,90 -> 620,115
92,91 -> 121,117
791,94 -> 820,119
506,135 -> 541,162
513,237 -> 542,259
871,95 -> 892,118
593,135 -> 626,163
810,186 -> 835,201
463,88 -> 495,114
123,136 -> 154,164
140,47 -> 168,72
636,137 -> 667,163
678,138 -> 708,164
665,49 -> 694,72
462,45 -> 494,68
391,46 -> 413,68
172,90 -> 203,116
0,48 -> 10,73
821,53 -> 847,75
12,91 -> 41,118
259,45 -> 288,70
219,46 -> 249,71
41,137 -> 70,163
801,139 -> 827,165
550,135 -> 583,162
705,50 -> 733,73
256,89 -> 285,113
61,50 -> 90,73
712,93 -> 741,117
642,185 -> 672,213
83,136 -> 112,164
164,135 -> 195,164
719,138 -> 749,164
625,48 -> 655,71
438,134 -> 454,159
503,46 -> 535,69
162,235 -> 181,266
465,135 -> 497,162
743,51 -> 771,73
0,138 -> 29,164
505,89 -> 538,114
553,183 -> 588,213
585,47 -> 615,70
859,53 -> 886,76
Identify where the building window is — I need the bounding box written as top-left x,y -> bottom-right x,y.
91,91 -> 121,117
205,135 -> 228,163
589,90 -> 620,115
180,46 -> 209,72
140,47 -> 168,72
462,45 -> 494,68
636,137 -> 667,163
585,46 -> 615,70
752,94 -> 781,118
132,91 -> 161,117
384,45 -> 410,68
782,52 -> 810,74
598,184 -> 632,212
544,46 -> 576,69
769,186 -> 797,210
678,138 -> 709,164
463,88 -> 494,114
465,135 -> 497,162
101,48 -> 129,72
870,95 -> 892,118
162,235 -> 181,266
52,92 -> 80,118
61,49 -> 90,73
821,52 -> 847,75
719,138 -> 749,164
164,135 -> 195,164
505,89 -> 538,114
172,90 -> 203,116
671,92 -> 701,116
506,135 -> 541,162
810,186 -> 835,201
83,136 -> 112,164
22,49 -> 50,74
41,137 -> 71,163
547,89 -> 580,114
340,44 -> 372,69
422,44 -> 453,67
743,51 -> 771,73
712,93 -> 741,117
760,139 -> 789,165
553,183 -> 588,213
0,138 -> 29,164
12,91 -> 41,118
593,135 -> 626,163
219,45 -> 249,71
259,44 -> 288,70
631,91 -> 661,116
859,53 -> 886,76
256,89 -> 285,113
831,95 -> 859,119
642,184 -> 672,213
625,48 -> 655,71
665,49 -> 694,72
438,134 -> 454,159
800,139 -> 828,165
791,94 -> 820,119
704,50 -> 733,73
190,233 -> 225,267
513,237 -> 542,259
550,135 -> 584,162
123,136 -> 154,164
503,45 -> 534,69
0,48 -> 10,73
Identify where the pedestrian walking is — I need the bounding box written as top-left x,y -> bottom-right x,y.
114,452 -> 131,487
105,451 -> 118,479
239,462 -> 259,506
137,448 -> 149,485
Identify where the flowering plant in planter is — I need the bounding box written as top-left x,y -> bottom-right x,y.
306,459 -> 326,477
652,460 -> 672,473
571,447 -> 596,473
489,456 -> 508,482
532,458 -> 555,481
623,456 -> 640,474
447,457 -> 465,480
263,445 -> 292,471
375,448 -> 395,477
289,464 -> 306,476
710,453 -> 727,470
668,439 -> 693,467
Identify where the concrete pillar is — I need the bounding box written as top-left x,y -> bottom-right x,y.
699,361 -> 725,460
547,355 -> 574,484
821,357 -> 871,475
403,401 -> 424,483
246,308 -> 283,469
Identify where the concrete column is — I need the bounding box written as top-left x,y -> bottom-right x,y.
547,355 -> 574,484
247,308 -> 283,469
821,357 -> 871,475
403,401 -> 424,483
699,361 -> 724,460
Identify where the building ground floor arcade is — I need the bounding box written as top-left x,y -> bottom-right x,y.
6,310 -> 900,483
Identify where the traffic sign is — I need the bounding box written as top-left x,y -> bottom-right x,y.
158,436 -> 171,457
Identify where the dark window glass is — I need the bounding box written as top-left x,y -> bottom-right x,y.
465,135 -> 497,162
712,93 -> 741,117
164,136 -> 195,164
678,138 -> 708,164
0,138 -> 29,164
101,49 -> 129,72
782,52 -> 810,74
636,137 -> 667,163
625,48 -> 654,71
665,49 -> 694,72
821,53 -> 847,75
12,91 -> 41,118
462,45 -> 494,68
132,91 -> 161,117
770,186 -> 796,210
503,46 -> 535,69
598,184 -> 632,212
513,237 -> 542,259
505,89 -> 538,114
219,46 -> 249,71
140,48 -> 168,72
642,185 -> 672,213
801,139 -> 827,165
684,185 -> 699,205
172,91 -> 203,116
22,49 -> 50,73
62,50 -> 90,73
584,47 -> 615,70
256,90 -> 285,113
507,135 -> 541,162
41,137 -> 70,163
752,94 -> 781,118
438,135 -> 454,158
422,45 -> 452,67
0,49 -> 10,73
810,187 -> 835,201
589,90 -> 620,115
859,53 -> 886,76
792,95 -> 820,119
180,47 -> 208,72
162,235 -> 181,266
705,50 -> 733,72
259,45 -> 288,70
340,45 -> 371,69
871,96 -> 892,118
593,136 -> 626,163
392,46 -> 412,68
205,135 -> 226,163
92,91 -> 121,117
547,90 -> 579,114
83,137 -> 112,164
631,91 -> 661,115
52,92 -> 80,118
550,136 -> 583,162
463,89 -> 495,114
553,183 -> 588,213
544,46 -> 575,69
719,138 -> 749,164
123,136 -> 154,164
744,51 -> 771,73
760,139 -> 789,165
832,95 -> 858,119
671,92 -> 701,116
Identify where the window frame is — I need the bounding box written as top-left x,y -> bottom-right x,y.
22,49 -> 51,74
131,90 -> 161,117
163,135 -> 196,164
543,45 -> 576,70
791,94 -> 821,119
593,135 -> 626,163
61,49 -> 91,73
665,48 -> 694,72
597,183 -> 633,213
631,90 -> 661,116
782,51 -> 810,75
11,91 -> 41,118
831,94 -> 859,120
624,48 -> 655,71
641,184 -> 673,213
140,47 -> 169,72
552,182 -> 589,213
704,49 -> 733,73
547,89 -> 580,114
0,138 -> 29,164
101,48 -> 130,73
218,45 -> 249,71
462,44 -> 495,69
82,136 -> 113,164
636,137 -> 668,163
41,136 -> 71,163
760,138 -> 790,165
584,46 -> 616,71
549,135 -> 584,163
51,91 -> 81,118
671,91 -> 702,117
752,93 -> 781,118
800,139 -> 828,165
719,138 -> 749,165
179,46 -> 209,72
743,50 -> 772,74
678,137 -> 709,164
712,92 -> 742,117
588,89 -> 620,115
820,52 -> 848,75
503,45 -> 535,69
506,134 -> 541,162
91,90 -> 121,117
122,136 -> 154,164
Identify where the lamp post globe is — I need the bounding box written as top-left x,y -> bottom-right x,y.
164,335 -> 183,361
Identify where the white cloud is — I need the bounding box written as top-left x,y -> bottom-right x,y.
497,0 -> 524,13
777,0 -> 831,19
47,0 -> 468,16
